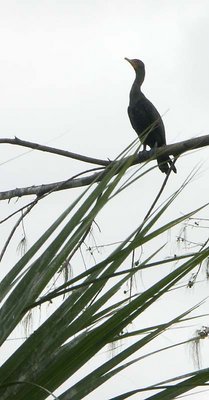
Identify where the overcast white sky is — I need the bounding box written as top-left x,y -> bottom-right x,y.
1,1 -> 209,399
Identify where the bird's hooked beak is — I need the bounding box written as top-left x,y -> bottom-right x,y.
124,57 -> 137,70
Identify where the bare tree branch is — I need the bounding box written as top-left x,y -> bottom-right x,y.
1,134 -> 209,164
1,134 -> 209,201
0,172 -> 103,200
0,136 -> 110,166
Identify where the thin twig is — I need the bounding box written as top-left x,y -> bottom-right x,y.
0,166 -> 104,224
0,202 -> 37,261
0,166 -> 105,260
143,161 -> 175,221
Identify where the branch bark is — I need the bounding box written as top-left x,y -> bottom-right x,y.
1,134 -> 209,201
0,136 -> 110,166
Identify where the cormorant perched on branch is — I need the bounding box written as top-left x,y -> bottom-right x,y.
125,58 -> 177,174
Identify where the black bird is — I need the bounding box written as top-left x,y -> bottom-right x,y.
125,58 -> 176,174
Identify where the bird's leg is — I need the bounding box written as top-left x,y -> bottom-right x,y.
138,143 -> 149,162
149,141 -> 158,157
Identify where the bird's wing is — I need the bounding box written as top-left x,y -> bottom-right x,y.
141,97 -> 166,145
128,96 -> 166,146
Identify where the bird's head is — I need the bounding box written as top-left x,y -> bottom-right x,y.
125,58 -> 145,85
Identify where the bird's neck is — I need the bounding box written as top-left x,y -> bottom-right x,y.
136,71 -> 145,87
129,79 -> 144,104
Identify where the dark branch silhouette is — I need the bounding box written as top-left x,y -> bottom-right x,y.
0,134 -> 209,200
0,136 -> 110,166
